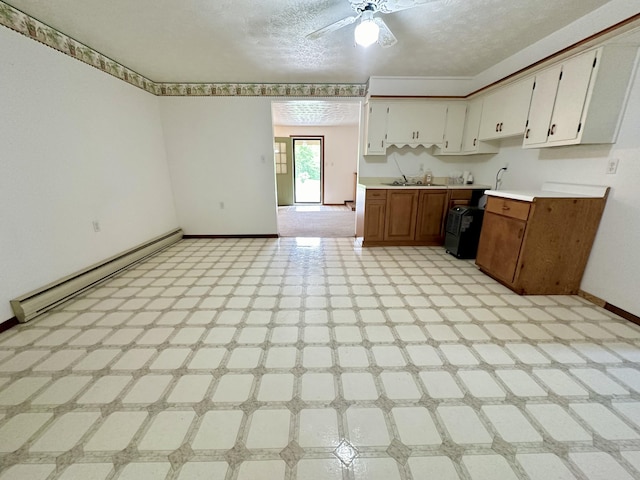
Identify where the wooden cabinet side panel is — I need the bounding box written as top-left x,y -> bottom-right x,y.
384,191 -> 419,241
416,190 -> 448,242
516,197 -> 607,294
476,212 -> 526,285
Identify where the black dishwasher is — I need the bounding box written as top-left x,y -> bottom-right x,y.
444,206 -> 485,259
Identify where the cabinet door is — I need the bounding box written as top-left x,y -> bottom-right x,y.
386,103 -> 422,145
499,77 -> 535,137
417,102 -> 448,144
415,190 -> 447,242
384,190 -> 419,241
523,65 -> 561,147
364,102 -> 388,155
476,212 -> 526,284
463,97 -> 483,153
479,77 -> 534,140
478,90 -> 504,140
387,102 -> 447,146
441,103 -> 467,153
364,200 -> 386,241
547,50 -> 597,144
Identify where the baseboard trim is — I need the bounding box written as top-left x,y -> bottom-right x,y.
183,234 -> 279,239
578,290 -> 606,307
0,317 -> 19,335
604,303 -> 640,326
579,290 -> 640,326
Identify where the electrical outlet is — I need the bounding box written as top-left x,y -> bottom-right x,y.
606,158 -> 619,174
92,221 -> 100,232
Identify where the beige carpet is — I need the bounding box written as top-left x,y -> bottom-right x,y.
278,209 -> 356,237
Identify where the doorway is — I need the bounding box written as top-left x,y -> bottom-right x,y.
292,137 -> 323,204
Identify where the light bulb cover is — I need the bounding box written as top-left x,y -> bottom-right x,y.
354,14 -> 379,47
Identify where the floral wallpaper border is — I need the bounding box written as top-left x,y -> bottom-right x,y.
0,1 -> 366,98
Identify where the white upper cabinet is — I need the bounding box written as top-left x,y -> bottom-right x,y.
386,102 -> 447,147
440,102 -> 467,154
462,97 -> 499,154
523,45 -> 639,148
478,76 -> 535,141
363,101 -> 388,155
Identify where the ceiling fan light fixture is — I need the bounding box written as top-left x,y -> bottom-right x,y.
354,11 -> 379,47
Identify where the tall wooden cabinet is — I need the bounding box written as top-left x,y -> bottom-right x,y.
476,192 -> 608,294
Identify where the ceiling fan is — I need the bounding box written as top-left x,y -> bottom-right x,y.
306,0 -> 444,48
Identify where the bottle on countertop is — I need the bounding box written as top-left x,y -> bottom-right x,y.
424,169 -> 433,185
466,174 -> 474,184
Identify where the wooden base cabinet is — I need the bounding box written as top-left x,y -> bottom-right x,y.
362,188 -> 450,246
476,194 -> 608,294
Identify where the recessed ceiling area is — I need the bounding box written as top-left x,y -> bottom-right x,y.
272,101 -> 362,127
4,0 -> 613,83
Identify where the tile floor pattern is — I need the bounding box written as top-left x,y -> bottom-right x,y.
1,238 -> 640,479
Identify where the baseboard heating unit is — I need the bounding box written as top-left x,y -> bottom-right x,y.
10,228 -> 183,323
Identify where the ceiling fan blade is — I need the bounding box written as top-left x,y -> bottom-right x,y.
380,0 -> 448,14
373,17 -> 397,48
306,14 -> 360,40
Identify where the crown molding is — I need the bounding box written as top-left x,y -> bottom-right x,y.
0,1 -> 366,98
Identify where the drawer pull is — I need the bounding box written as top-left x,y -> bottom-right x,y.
502,205 -> 510,210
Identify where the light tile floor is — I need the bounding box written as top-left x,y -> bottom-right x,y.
1,238 -> 640,479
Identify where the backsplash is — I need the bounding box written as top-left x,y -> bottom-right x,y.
0,1 -> 366,98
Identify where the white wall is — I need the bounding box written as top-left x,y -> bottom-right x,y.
160,97 -> 278,235
360,146 -> 501,186
0,28 -> 179,322
273,125 -> 359,204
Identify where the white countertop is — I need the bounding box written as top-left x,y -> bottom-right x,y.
485,182 -> 609,202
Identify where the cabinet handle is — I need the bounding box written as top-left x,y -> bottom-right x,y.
550,124 -> 556,135
412,132 -> 415,139
499,122 -> 503,132
502,205 -> 510,211
525,128 -> 530,139
518,228 -> 524,239
445,140 -> 449,148
416,131 -> 419,139
496,123 -> 499,132
380,140 -> 383,147
473,138 -> 477,146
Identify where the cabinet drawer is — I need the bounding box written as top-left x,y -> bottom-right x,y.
366,189 -> 387,200
486,197 -> 530,221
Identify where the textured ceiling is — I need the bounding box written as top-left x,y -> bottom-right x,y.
272,101 -> 362,126
5,0 -> 612,84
